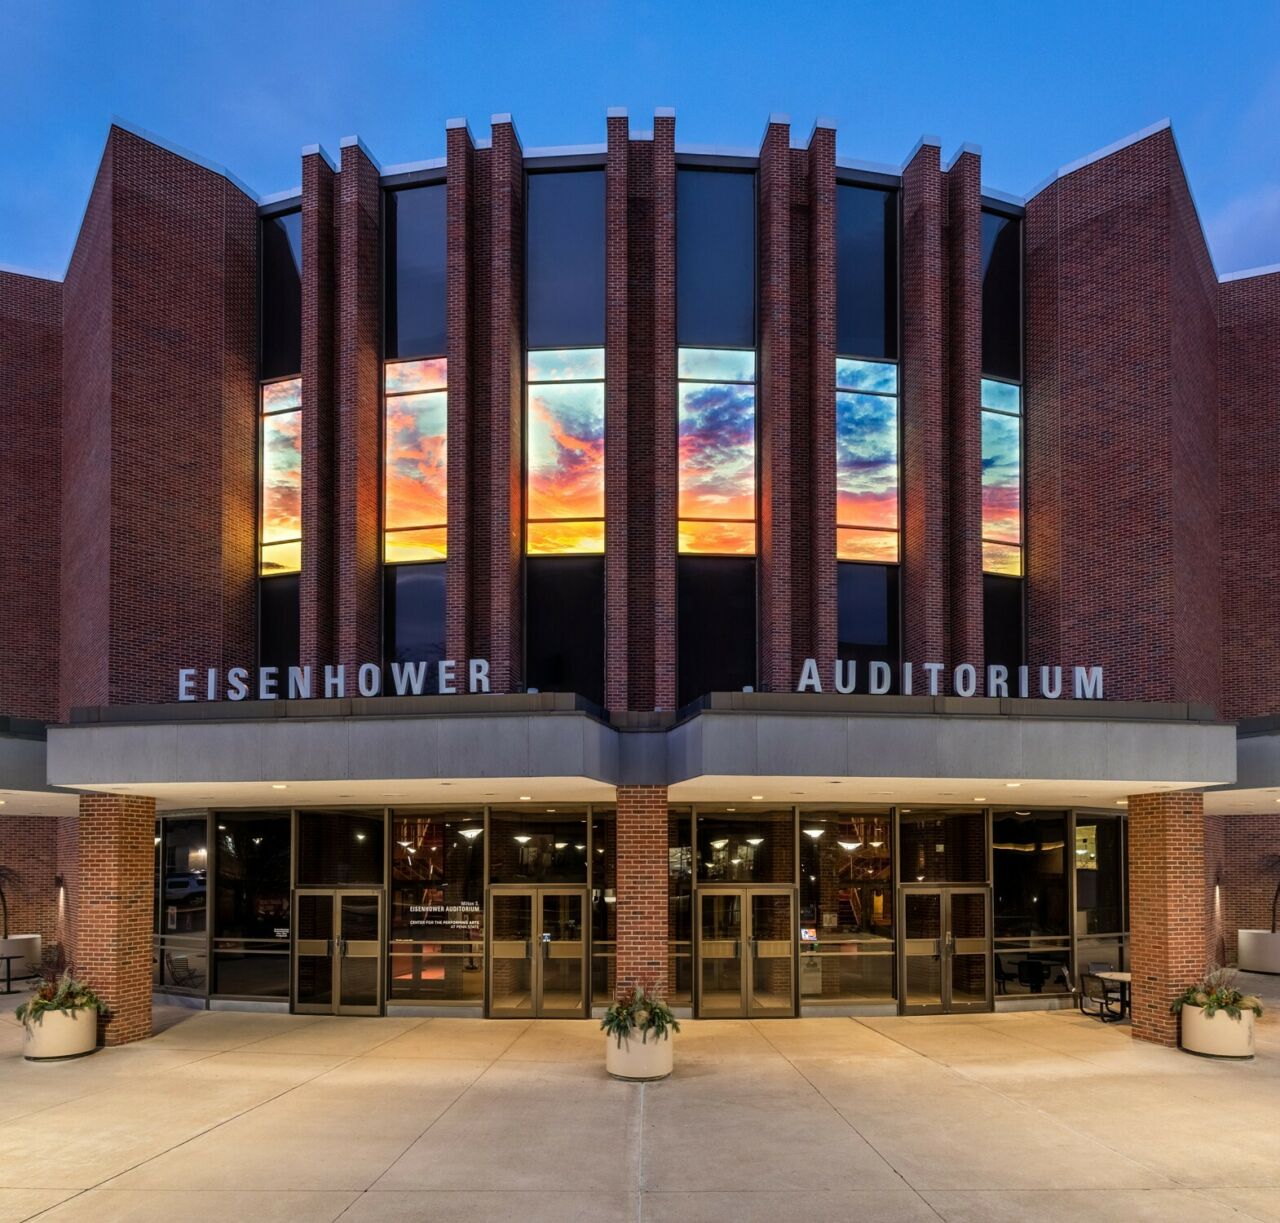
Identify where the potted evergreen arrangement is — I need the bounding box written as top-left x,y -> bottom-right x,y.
1171,966 -> 1262,1059
15,965 -> 107,1061
601,985 -> 680,1081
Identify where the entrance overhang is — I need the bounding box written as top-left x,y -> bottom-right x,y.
0,719 -> 80,817
45,693 -> 1236,810
1204,716 -> 1280,814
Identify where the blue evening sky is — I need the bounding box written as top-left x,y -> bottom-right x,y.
2,1 -> 1278,278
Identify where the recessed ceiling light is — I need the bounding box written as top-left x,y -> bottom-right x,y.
519,795 -> 532,802
972,796 -> 987,802
1005,783 -> 1022,788
1116,800 -> 1128,807
270,784 -> 287,790
751,795 -> 764,800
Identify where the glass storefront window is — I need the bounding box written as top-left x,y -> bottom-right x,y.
992,812 -> 1068,938
156,816 -> 209,996
488,810 -> 589,883
212,812 -> 290,998
668,810 -> 693,1005
1075,815 -> 1125,934
297,811 -> 385,886
899,810 -> 987,884
389,811 -> 484,1004
798,811 -> 894,1003
696,810 -> 795,884
591,811 -> 616,1006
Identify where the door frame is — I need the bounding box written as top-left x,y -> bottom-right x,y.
693,885 -> 798,1019
896,884 -> 993,1015
485,885 -> 590,1019
291,887 -> 385,1017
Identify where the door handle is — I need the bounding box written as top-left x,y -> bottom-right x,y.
945,932 -> 955,955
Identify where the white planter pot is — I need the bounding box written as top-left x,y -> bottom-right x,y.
1180,1003 -> 1255,1059
605,1031 -> 674,1081
0,934 -> 42,980
1238,930 -> 1280,975
22,1008 -> 99,1061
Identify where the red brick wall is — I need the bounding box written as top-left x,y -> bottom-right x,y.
1026,128 -> 1221,708
446,121 -> 475,666
1219,271 -> 1280,720
335,142 -> 382,674
900,141 -> 949,671
1128,791 -> 1205,1046
0,273 -> 61,721
758,119 -> 793,692
0,816 -> 76,964
945,151 -> 984,677
77,794 -> 155,1045
1205,812 -> 1280,966
615,785 -> 668,995
60,126 -> 257,716
605,112 -> 631,711
301,152 -> 337,670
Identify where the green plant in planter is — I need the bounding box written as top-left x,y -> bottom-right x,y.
601,985 -> 681,1048
1171,966 -> 1263,1021
15,965 -> 108,1028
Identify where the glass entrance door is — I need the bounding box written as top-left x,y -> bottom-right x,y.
899,887 -> 991,1014
696,888 -> 796,1017
487,887 -> 587,1018
293,889 -> 384,1016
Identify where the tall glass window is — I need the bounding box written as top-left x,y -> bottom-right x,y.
525,171 -> 606,704
591,810 -> 617,1007
992,810 -> 1070,996
981,209 -> 1024,674
1075,813 -> 1128,977
668,810 -> 693,1005
389,810 -> 484,1004
677,169 -> 757,706
836,185 -> 900,683
384,182 -> 448,680
212,812 -> 290,998
259,209 -> 303,673
155,816 -> 209,997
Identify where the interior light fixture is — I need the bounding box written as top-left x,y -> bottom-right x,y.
355,832 -> 367,842
803,828 -> 825,840
217,824 -> 227,831
730,858 -> 742,866
710,838 -> 729,851
973,796 -> 987,802
838,841 -> 861,852
574,844 -> 586,851
746,837 -> 764,847
251,836 -> 263,846
514,835 -> 531,844
1116,800 -> 1128,807
554,842 -> 568,850
459,828 -> 482,840
397,841 -> 412,849
153,836 -> 161,845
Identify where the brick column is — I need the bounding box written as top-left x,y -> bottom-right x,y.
900,138 -> 948,673
615,785 -> 668,997
945,148 -> 984,680
77,795 -> 155,1046
445,119 -> 475,665
758,117 -> 792,692
651,109 -> 677,711
335,137 -> 382,674
301,148 -> 337,671
807,120 -> 837,678
1128,791 -> 1206,1046
604,109 -> 630,712
486,115 -> 524,692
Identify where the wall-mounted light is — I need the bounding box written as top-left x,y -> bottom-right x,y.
54,874 -> 64,890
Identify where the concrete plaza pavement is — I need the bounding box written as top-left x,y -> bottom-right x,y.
1,981 -> 1279,1222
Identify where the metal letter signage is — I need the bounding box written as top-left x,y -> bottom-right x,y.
177,660 -> 494,701
793,660 -> 1104,699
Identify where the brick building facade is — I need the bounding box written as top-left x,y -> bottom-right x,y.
1,112 -> 1279,1050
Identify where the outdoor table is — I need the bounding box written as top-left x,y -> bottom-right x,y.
1095,969 -> 1131,1017
0,953 -> 27,996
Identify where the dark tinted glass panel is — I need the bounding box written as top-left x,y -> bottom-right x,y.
837,562 -> 899,690
1076,815 -> 1125,934
668,810 -> 693,1005
591,811 -> 616,1005
799,811 -> 894,1002
696,810 -> 795,884
678,556 -> 756,707
211,812 -> 290,997
527,171 -> 605,348
161,818 -> 208,935
261,211 -> 302,379
260,573 -> 300,674
836,185 -> 898,360
677,170 -> 755,347
385,185 -> 446,360
384,563 -> 446,686
296,810 -> 384,886
489,810 -> 589,883
992,811 -> 1068,937
981,211 -> 1021,381
525,555 -> 604,706
900,811 -> 987,883
389,810 -> 484,1003
983,574 -> 1024,676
